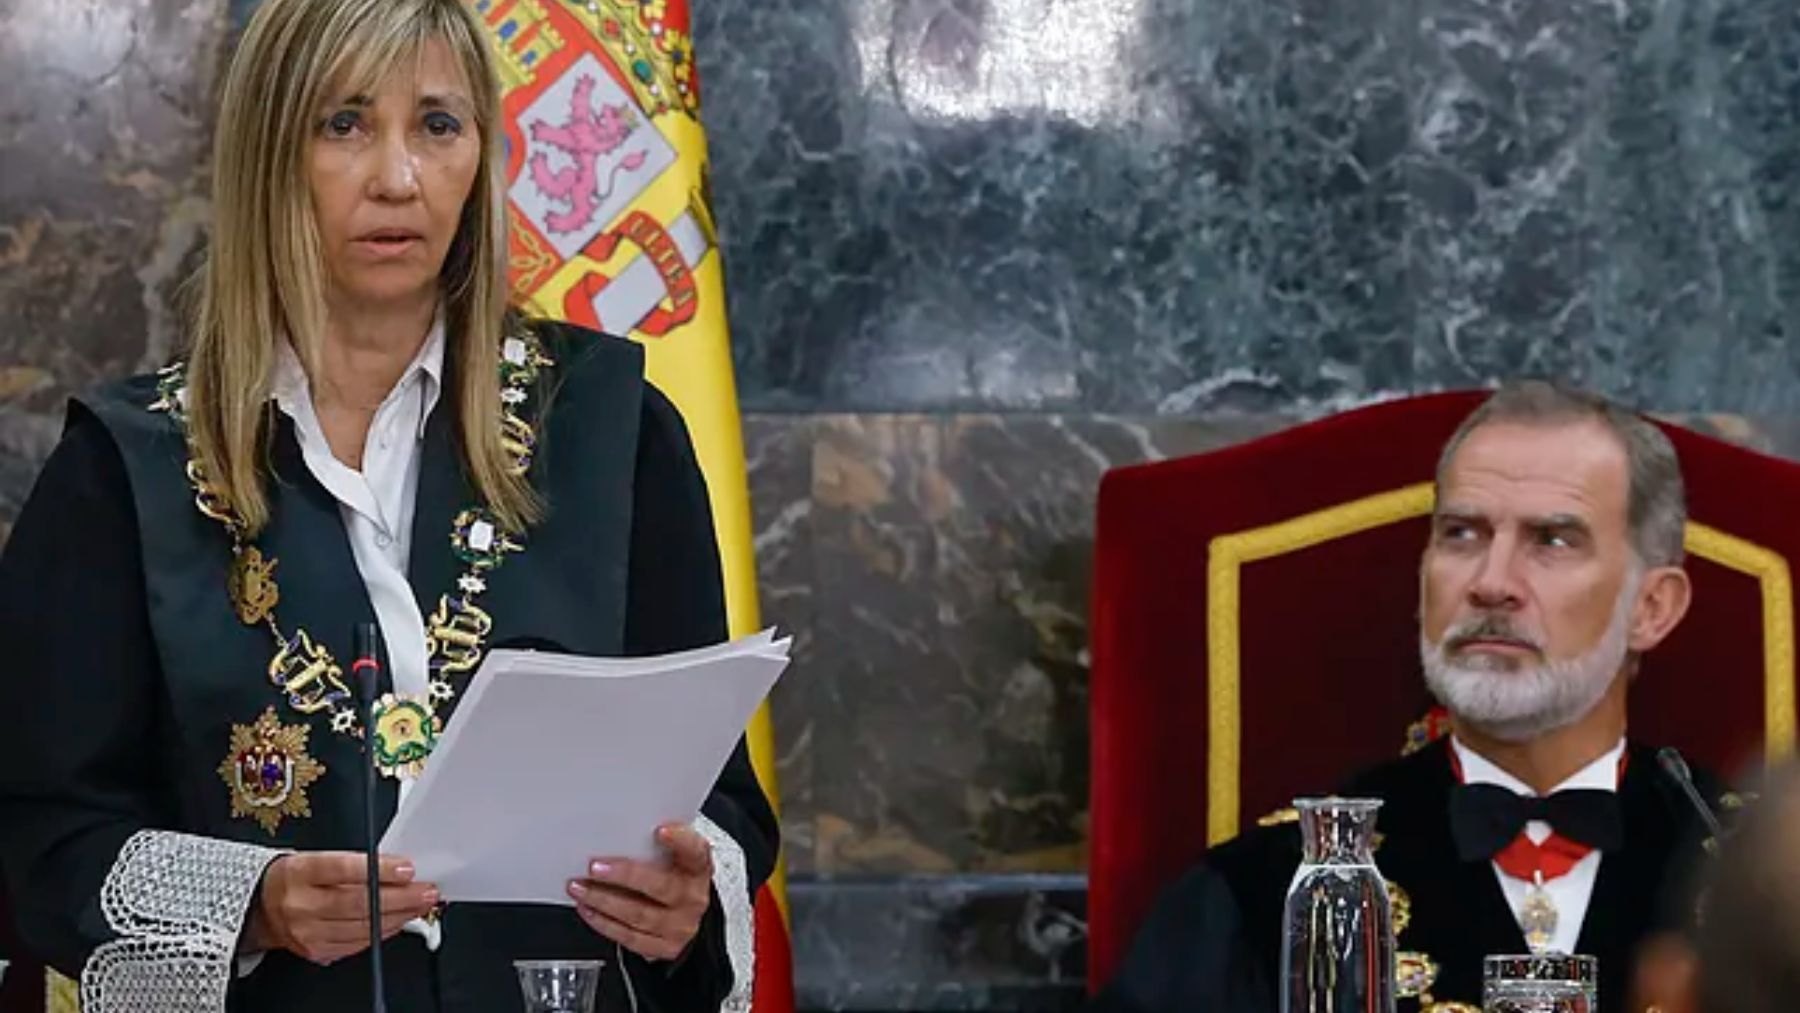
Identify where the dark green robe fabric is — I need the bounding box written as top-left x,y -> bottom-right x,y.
0,321 -> 777,1012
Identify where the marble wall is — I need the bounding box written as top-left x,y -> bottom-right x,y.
749,411 -> 1285,873
0,0 -> 225,541
697,0 -> 1800,1005
701,0 -> 1800,415
6,0 -> 1800,1008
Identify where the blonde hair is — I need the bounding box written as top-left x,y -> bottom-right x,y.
187,0 -> 535,533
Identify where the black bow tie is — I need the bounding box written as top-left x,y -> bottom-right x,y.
1449,783 -> 1625,862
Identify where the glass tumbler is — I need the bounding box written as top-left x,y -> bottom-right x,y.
515,958 -> 604,1013
1482,953 -> 1597,1013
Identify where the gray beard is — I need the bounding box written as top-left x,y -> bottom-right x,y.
1419,582 -> 1636,743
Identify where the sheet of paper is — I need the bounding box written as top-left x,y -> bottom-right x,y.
380,630 -> 790,905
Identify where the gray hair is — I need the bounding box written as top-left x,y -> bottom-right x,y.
1435,381 -> 1687,567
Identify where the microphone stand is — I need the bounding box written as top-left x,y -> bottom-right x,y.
1657,746 -> 1727,843
353,623 -> 388,1013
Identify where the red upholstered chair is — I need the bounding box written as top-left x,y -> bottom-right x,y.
1087,391 -> 1800,992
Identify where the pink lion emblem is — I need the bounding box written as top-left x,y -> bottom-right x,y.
528,75 -> 651,235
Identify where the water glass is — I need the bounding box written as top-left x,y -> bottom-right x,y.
1483,954 -> 1597,1013
515,959 -> 604,1013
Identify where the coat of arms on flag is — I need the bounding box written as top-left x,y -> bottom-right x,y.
477,3 -> 795,1012
478,0 -> 715,337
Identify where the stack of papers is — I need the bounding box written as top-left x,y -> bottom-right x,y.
381,630 -> 791,904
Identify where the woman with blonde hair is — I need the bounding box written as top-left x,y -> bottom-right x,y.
0,0 -> 775,1010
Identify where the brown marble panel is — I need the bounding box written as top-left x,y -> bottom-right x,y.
0,0 -> 227,539
747,412 -> 1291,876
744,413 -> 822,861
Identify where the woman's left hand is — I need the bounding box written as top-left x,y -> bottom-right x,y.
567,823 -> 713,961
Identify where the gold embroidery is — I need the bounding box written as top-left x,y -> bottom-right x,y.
1205,484 -> 1436,843
1683,523 -> 1795,761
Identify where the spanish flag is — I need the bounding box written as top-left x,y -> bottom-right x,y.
478,1 -> 794,1009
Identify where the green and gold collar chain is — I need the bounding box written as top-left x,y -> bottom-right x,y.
149,330 -> 554,779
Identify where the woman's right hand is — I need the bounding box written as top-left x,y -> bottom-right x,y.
245,852 -> 439,966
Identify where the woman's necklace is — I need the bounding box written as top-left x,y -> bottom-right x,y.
149,330 -> 554,779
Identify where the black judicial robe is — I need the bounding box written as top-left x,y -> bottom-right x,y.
0,321 -> 778,1012
1093,739 -> 1718,1013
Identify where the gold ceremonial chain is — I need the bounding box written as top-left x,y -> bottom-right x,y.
151,330 -> 553,779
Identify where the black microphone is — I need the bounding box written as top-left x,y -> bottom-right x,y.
352,623 -> 388,1013
1657,746 -> 1726,843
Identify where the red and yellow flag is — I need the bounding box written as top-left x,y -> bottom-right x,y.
476,2 -> 793,1009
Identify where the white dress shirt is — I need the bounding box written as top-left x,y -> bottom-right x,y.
258,319 -> 446,962
270,321 -> 444,798
1450,736 -> 1626,955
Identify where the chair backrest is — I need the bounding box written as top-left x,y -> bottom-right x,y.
1087,390 -> 1800,990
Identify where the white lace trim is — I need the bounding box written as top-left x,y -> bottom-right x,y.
81,831 -> 282,1013
695,815 -> 754,1013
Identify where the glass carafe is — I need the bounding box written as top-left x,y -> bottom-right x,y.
1280,797 -> 1396,1013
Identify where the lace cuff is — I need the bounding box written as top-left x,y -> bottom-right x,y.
694,815 -> 753,1013
81,830 -> 282,1013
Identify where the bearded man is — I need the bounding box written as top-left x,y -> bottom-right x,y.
1092,381 -> 1724,1013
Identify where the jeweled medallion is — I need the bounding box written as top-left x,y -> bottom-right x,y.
228,546 -> 280,626
1521,875 -> 1559,954
371,694 -> 441,780
219,707 -> 325,835
451,507 -> 524,568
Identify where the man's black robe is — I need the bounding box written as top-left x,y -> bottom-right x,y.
1094,739 -> 1718,1013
